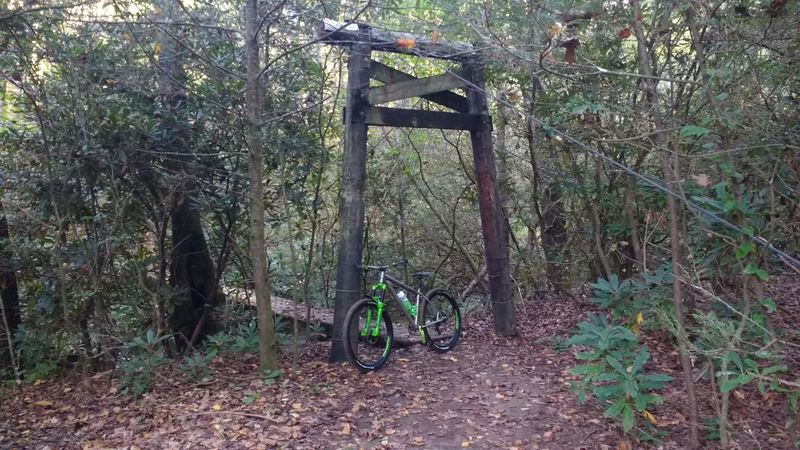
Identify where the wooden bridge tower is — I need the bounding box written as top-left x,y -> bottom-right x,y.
319,20 -> 515,362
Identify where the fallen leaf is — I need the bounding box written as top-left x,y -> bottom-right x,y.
642,410 -> 658,426
547,22 -> 564,39
461,441 -> 471,447
691,173 -> 711,187
33,400 -> 54,407
341,422 -> 351,436
211,404 -> 222,411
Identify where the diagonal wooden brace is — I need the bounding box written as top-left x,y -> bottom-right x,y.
370,61 -> 469,112
368,71 -> 468,106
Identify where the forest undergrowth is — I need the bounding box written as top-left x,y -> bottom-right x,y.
2,278 -> 798,449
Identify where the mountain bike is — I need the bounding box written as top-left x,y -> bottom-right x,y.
343,261 -> 461,372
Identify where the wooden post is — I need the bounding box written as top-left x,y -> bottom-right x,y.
330,42 -> 372,362
464,59 -> 516,336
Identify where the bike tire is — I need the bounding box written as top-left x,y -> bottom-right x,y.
419,288 -> 461,351
343,298 -> 394,372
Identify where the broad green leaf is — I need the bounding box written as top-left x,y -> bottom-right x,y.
743,264 -> 769,281
570,364 -> 600,376
680,125 -> 711,138
594,385 -> 625,400
622,405 -> 635,432
606,355 -> 627,376
632,346 -> 649,375
720,374 -> 754,392
597,372 -> 620,382
762,365 -> 787,376
735,242 -> 755,260
726,351 -> 744,372
605,398 -> 627,418
761,298 -> 777,313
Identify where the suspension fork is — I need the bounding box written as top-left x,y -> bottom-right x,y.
364,271 -> 387,337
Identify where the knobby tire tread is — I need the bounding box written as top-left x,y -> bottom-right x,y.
343,298 -> 394,372
420,288 -> 461,352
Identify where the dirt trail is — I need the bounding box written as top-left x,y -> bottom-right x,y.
1,296 -> 628,449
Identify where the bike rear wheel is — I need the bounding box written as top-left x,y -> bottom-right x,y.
420,289 -> 461,351
343,298 -> 394,372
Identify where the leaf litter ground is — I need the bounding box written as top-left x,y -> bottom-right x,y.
2,285 -> 797,449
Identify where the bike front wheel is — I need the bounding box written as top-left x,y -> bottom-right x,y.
343,298 -> 394,372
420,289 -> 461,351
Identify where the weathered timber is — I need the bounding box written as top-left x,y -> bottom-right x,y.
231,290 -> 420,346
370,61 -> 469,112
330,42 -> 371,363
464,60 -> 515,336
368,72 -> 468,106
362,106 -> 489,131
319,19 -> 474,61
323,22 -> 517,344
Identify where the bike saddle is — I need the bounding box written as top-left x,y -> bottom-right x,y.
412,271 -> 434,279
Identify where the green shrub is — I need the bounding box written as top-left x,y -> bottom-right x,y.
591,266 -> 673,332
14,325 -> 61,381
205,316 -> 290,355
566,315 -> 671,436
180,352 -> 215,382
117,330 -> 168,397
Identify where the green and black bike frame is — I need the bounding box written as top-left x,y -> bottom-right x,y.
367,270 -> 427,342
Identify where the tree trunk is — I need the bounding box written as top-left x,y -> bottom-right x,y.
170,201 -> 220,343
524,77 -> 568,290
244,0 -> 279,372
397,179 -> 410,282
0,200 -> 20,374
630,2 -> 700,446
157,2 -> 222,346
623,178 -> 644,269
541,185 -> 569,287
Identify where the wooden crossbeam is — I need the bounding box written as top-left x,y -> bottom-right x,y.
363,106 -> 490,131
319,19 -> 474,61
370,62 -> 469,113
368,72 -> 468,107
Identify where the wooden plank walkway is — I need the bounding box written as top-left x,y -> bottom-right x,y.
228,289 -> 420,345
